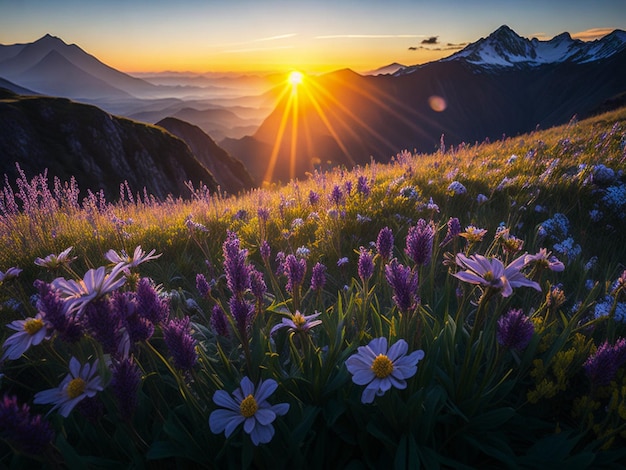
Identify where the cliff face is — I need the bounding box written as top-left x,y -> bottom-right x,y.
0,88 -> 217,200
157,117 -> 255,193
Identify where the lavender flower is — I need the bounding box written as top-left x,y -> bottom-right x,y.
136,278 -> 170,324
83,299 -> 124,357
209,376 -> 289,445
211,304 -> 230,337
196,273 -> 211,298
249,268 -> 267,303
405,219 -> 435,266
453,253 -> 541,298
583,338 -> 626,386
223,231 -> 251,296
109,357 -> 141,421
270,311 -> 322,335
34,357 -> 104,418
310,262 -> 327,291
385,259 -> 419,313
356,175 -> 371,196
376,227 -> 394,261
2,313 -> 51,361
0,394 -> 54,454
345,337 -> 424,404
358,247 -> 374,282
229,297 -> 255,335
308,190 -> 320,206
330,185 -> 343,205
162,316 -> 198,370
284,254 -> 306,294
34,280 -> 82,342
496,309 -> 534,350
260,240 -> 271,262
440,217 -> 461,248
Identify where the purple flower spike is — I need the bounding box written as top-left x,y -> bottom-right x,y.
496,309 -> 534,350
584,338 -> 626,387
110,357 -> 141,421
405,219 -> 435,266
376,227 -> 394,261
162,316 -> 198,370
211,304 -> 230,337
310,262 -> 327,291
440,217 -> 461,248
358,247 -> 374,282
384,259 -> 419,313
0,394 -> 54,454
223,231 -> 251,296
284,254 -> 306,294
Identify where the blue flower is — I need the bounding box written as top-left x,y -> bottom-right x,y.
209,377 -> 289,445
345,337 -> 424,404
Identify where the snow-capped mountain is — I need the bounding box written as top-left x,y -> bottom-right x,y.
400,25 -> 626,73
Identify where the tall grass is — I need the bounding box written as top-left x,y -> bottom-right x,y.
0,107 -> 625,467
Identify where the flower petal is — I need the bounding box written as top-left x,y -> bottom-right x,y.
249,422 -> 275,446
254,408 -> 277,426
213,390 -> 240,411
254,378 -> 278,403
367,337 -> 388,355
351,368 -> 376,385
209,409 -> 239,434
387,339 -> 408,362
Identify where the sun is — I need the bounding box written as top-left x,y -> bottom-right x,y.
288,70 -> 303,87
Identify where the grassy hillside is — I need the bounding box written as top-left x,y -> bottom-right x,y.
0,106 -> 625,467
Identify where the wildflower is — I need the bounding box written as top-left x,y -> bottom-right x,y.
308,190 -> 320,206
104,246 -> 161,269
223,231 -> 251,296
385,259 -> 419,313
440,217 -> 461,248
196,273 -> 211,298
310,262 -> 327,291
0,267 -> 22,283
270,311 -> 322,335
162,316 -> 198,370
453,253 -> 541,298
447,181 -> 467,196
295,246 -> 310,259
330,185 -> 343,205
34,357 -> 104,418
210,304 -> 230,337
552,237 -> 582,261
405,219 -> 435,266
546,285 -> 567,311
583,338 -> 626,386
356,213 -> 372,224
538,213 -> 570,243
83,299 -> 125,357
499,230 -> 524,254
376,227 -> 394,261
356,175 -> 371,196
284,254 -> 306,294
612,270 -> 626,297
135,278 -> 169,324
476,194 -> 489,204
229,297 -> 254,335
337,257 -> 349,267
249,268 -> 267,304
459,225 -> 488,244
35,246 -> 76,270
34,280 -> 82,342
109,357 -> 141,421
2,313 -> 51,360
257,241 -> 270,264
209,376 -> 289,446
524,248 -> 565,272
345,337 -> 424,404
0,394 -> 54,454
496,309 -> 534,350
257,207 -> 270,222
426,197 -> 439,213
51,264 -> 126,315
358,247 -> 374,282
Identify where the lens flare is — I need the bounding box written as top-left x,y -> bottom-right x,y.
289,70 -> 303,86
428,95 -> 447,112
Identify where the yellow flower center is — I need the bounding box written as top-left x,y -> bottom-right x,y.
240,394 -> 258,418
371,354 -> 394,378
23,318 -> 44,335
483,270 -> 494,282
66,378 -> 86,399
292,312 -> 306,328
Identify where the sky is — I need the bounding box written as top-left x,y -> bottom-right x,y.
0,0 -> 624,74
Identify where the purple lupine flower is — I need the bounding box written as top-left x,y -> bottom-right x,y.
249,268 -> 267,302
284,254 -> 306,294
275,251 -> 286,277
162,316 -> 198,370
260,240 -> 271,262
310,262 -> 327,291
34,280 -> 82,342
136,278 -> 170,324
308,190 -> 320,206
496,309 -> 534,350
112,291 -> 154,344
376,227 -> 394,261
196,273 -> 211,298
439,217 -> 461,248
83,299 -> 124,356
384,259 -> 419,313
358,247 -> 374,282
110,357 -> 142,421
345,337 -> 424,404
357,175 -> 371,196
223,231 -> 251,296
211,304 -> 230,337
405,219 -> 435,266
584,338 -> 626,386
229,297 -> 255,335
330,185 -> 343,205
257,207 -> 270,222
0,394 -> 54,454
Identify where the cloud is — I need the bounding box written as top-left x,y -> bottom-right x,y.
421,36 -> 439,45
572,27 -> 616,41
253,33 -> 297,43
409,43 -> 465,52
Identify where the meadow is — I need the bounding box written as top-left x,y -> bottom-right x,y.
1,106 -> 626,468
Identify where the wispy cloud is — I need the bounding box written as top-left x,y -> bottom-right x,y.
253,33 -> 297,43
316,34 -> 425,39
219,45 -> 295,54
572,27 -> 616,41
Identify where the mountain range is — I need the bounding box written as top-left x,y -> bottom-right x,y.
222,25 -> 626,183
1,25 -> 625,190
